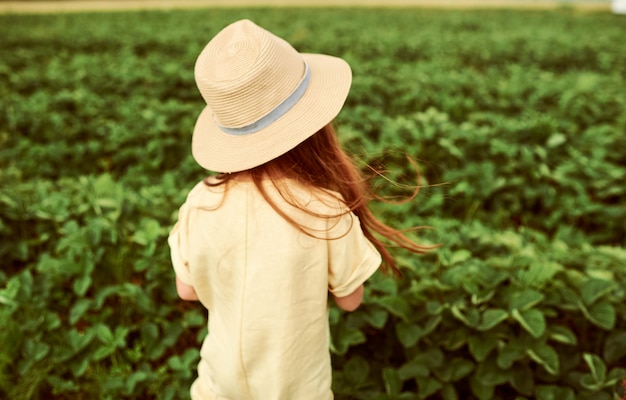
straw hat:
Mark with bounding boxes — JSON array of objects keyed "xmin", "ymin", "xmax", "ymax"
[{"xmin": 191, "ymin": 19, "xmax": 352, "ymax": 173}]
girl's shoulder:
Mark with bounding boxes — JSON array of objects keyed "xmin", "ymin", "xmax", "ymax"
[
  {"xmin": 270, "ymin": 178, "xmax": 348, "ymax": 216},
  {"xmin": 181, "ymin": 176, "xmax": 348, "ymax": 217},
  {"xmin": 183, "ymin": 177, "xmax": 230, "ymax": 208}
]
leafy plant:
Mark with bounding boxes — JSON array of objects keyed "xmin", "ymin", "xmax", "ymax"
[{"xmin": 1, "ymin": 6, "xmax": 625, "ymax": 399}]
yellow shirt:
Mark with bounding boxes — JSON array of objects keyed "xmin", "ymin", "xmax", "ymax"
[{"xmin": 168, "ymin": 178, "xmax": 381, "ymax": 400}]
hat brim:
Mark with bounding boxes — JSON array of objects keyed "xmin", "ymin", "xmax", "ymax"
[{"xmin": 191, "ymin": 53, "xmax": 352, "ymax": 173}]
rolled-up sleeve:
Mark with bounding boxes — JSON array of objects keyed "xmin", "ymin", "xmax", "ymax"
[
  {"xmin": 327, "ymin": 212, "xmax": 381, "ymax": 298},
  {"xmin": 168, "ymin": 203, "xmax": 193, "ymax": 286}
]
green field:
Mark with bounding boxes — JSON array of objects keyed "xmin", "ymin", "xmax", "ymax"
[{"xmin": 1, "ymin": 6, "xmax": 626, "ymax": 400}]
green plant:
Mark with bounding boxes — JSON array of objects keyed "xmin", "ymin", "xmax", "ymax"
[
  {"xmin": 1, "ymin": 7, "xmax": 625, "ymax": 399},
  {"xmin": 332, "ymin": 218, "xmax": 626, "ymax": 399}
]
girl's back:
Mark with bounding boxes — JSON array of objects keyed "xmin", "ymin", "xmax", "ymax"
[{"xmin": 170, "ymin": 177, "xmax": 380, "ymax": 399}]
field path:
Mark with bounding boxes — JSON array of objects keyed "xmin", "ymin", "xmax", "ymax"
[{"xmin": 0, "ymin": 0, "xmax": 611, "ymax": 14}]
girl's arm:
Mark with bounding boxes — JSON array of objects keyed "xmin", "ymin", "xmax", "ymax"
[
  {"xmin": 176, "ymin": 276, "xmax": 199, "ymax": 301},
  {"xmin": 333, "ymin": 284, "xmax": 364, "ymax": 312}
]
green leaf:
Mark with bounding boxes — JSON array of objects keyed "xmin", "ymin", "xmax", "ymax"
[
  {"xmin": 603, "ymin": 331, "xmax": 626, "ymax": 364},
  {"xmin": 509, "ymin": 289, "xmax": 545, "ymax": 311},
  {"xmin": 426, "ymin": 300, "xmax": 444, "ymax": 315},
  {"xmin": 476, "ymin": 358, "xmax": 510, "ymax": 386},
  {"xmin": 396, "ymin": 322, "xmax": 423, "ymax": 348},
  {"xmin": 162, "ymin": 323, "xmax": 184, "ymax": 347},
  {"xmin": 24, "ymin": 339, "xmax": 50, "ymax": 361},
  {"xmin": 141, "ymin": 323, "xmax": 159, "ymax": 347},
  {"xmin": 0, "ymin": 276, "xmax": 20, "ymax": 309},
  {"xmin": 497, "ymin": 339, "xmax": 526, "ymax": 369},
  {"xmin": 527, "ymin": 343, "xmax": 559, "ymax": 375},
  {"xmin": 476, "ymin": 308, "xmax": 508, "ymax": 331},
  {"xmin": 132, "ymin": 218, "xmax": 163, "ymax": 246},
  {"xmin": 184, "ymin": 309, "xmax": 205, "ymax": 327},
  {"xmin": 43, "ymin": 312, "xmax": 62, "ymax": 331},
  {"xmin": 92, "ymin": 344, "xmax": 116, "ymax": 361},
  {"xmin": 167, "ymin": 350, "xmax": 197, "ymax": 381},
  {"xmin": 382, "ymin": 367, "xmax": 402, "ymax": 396},
  {"xmin": 511, "ymin": 308, "xmax": 546, "ymax": 338},
  {"xmin": 66, "ymin": 329, "xmax": 94, "ymax": 355},
  {"xmin": 583, "ymin": 353, "xmax": 606, "ymax": 384},
  {"xmin": 441, "ymin": 383, "xmax": 458, "ymax": 400},
  {"xmin": 363, "ymin": 306, "xmax": 388, "ymax": 329},
  {"xmin": 368, "ymin": 273, "xmax": 398, "ymax": 295},
  {"xmin": 450, "ymin": 304, "xmax": 479, "ymax": 328},
  {"xmin": 331, "ymin": 325, "xmax": 366, "ymax": 356},
  {"xmin": 69, "ymin": 298, "xmax": 92, "ymax": 325},
  {"xmin": 124, "ymin": 371, "xmax": 150, "ymax": 395},
  {"xmin": 416, "ymin": 376, "xmax": 442, "ymax": 398},
  {"xmin": 441, "ymin": 329, "xmax": 469, "ymax": 351},
  {"xmin": 564, "ymin": 268, "xmax": 587, "ymax": 287},
  {"xmin": 468, "ymin": 335, "xmax": 498, "ymax": 362},
  {"xmin": 450, "ymin": 249, "xmax": 472, "ymax": 265},
  {"xmin": 181, "ymin": 348, "xmax": 199, "ymax": 365},
  {"xmin": 70, "ymin": 356, "xmax": 90, "ymax": 377},
  {"xmin": 436, "ymin": 358, "xmax": 474, "ymax": 382},
  {"xmin": 72, "ymin": 274, "xmax": 92, "ymax": 297},
  {"xmin": 470, "ymin": 374, "xmax": 494, "ymax": 400},
  {"xmin": 113, "ymin": 326, "xmax": 129, "ymax": 348},
  {"xmin": 557, "ymin": 286, "xmax": 581, "ymax": 309},
  {"xmin": 417, "ymin": 347, "xmax": 446, "ymax": 369},
  {"xmin": 423, "ymin": 316, "xmax": 442, "ymax": 336},
  {"xmin": 581, "ymin": 278, "xmax": 616, "ymax": 306},
  {"xmin": 93, "ymin": 286, "xmax": 118, "ymax": 309},
  {"xmin": 546, "ymin": 133, "xmax": 567, "ymax": 148},
  {"xmin": 167, "ymin": 355, "xmax": 184, "ymax": 370},
  {"xmin": 510, "ymin": 363, "xmax": 534, "ymax": 396},
  {"xmin": 514, "ymin": 261, "xmax": 562, "ymax": 289},
  {"xmin": 94, "ymin": 323, "xmax": 114, "ymax": 344},
  {"xmin": 589, "ymin": 302, "xmax": 617, "ymax": 330},
  {"xmin": 119, "ymin": 283, "xmax": 152, "ymax": 313},
  {"xmin": 471, "ymin": 289, "xmax": 496, "ymax": 305},
  {"xmin": 46, "ymin": 376, "xmax": 79, "ymax": 393},
  {"xmin": 328, "ymin": 306, "xmax": 341, "ymax": 325},
  {"xmin": 397, "ymin": 359, "xmax": 430, "ymax": 380},
  {"xmin": 344, "ymin": 356, "xmax": 370, "ymax": 387},
  {"xmin": 578, "ymin": 300, "xmax": 615, "ymax": 330},
  {"xmin": 378, "ymin": 296, "xmax": 412, "ymax": 321},
  {"xmin": 606, "ymin": 367, "xmax": 626, "ymax": 387},
  {"xmin": 548, "ymin": 325, "xmax": 577, "ymax": 346},
  {"xmin": 535, "ymin": 385, "xmax": 575, "ymax": 400},
  {"xmin": 580, "ymin": 374, "xmax": 602, "ymax": 391}
]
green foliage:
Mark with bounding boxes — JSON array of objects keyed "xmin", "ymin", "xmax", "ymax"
[
  {"xmin": 1, "ymin": 6, "xmax": 625, "ymax": 400},
  {"xmin": 0, "ymin": 172, "xmax": 201, "ymax": 399},
  {"xmin": 331, "ymin": 219, "xmax": 626, "ymax": 399}
]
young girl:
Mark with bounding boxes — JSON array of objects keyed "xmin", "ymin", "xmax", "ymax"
[{"xmin": 169, "ymin": 19, "xmax": 430, "ymax": 400}]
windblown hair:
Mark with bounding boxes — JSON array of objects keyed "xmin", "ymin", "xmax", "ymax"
[{"xmin": 205, "ymin": 124, "xmax": 433, "ymax": 276}]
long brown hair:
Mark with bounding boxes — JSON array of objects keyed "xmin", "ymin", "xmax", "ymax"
[{"xmin": 206, "ymin": 124, "xmax": 434, "ymax": 276}]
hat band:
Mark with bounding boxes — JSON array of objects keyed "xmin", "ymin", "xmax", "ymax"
[{"xmin": 216, "ymin": 62, "xmax": 311, "ymax": 136}]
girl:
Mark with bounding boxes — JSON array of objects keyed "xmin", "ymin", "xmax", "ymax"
[{"xmin": 169, "ymin": 19, "xmax": 431, "ymax": 400}]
